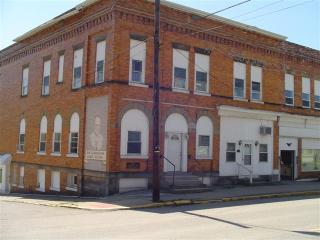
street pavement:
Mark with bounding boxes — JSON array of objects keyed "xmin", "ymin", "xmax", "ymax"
[
  {"xmin": 1, "ymin": 180, "xmax": 319, "ymax": 210},
  {"xmin": 1, "ymin": 196, "xmax": 319, "ymax": 239}
]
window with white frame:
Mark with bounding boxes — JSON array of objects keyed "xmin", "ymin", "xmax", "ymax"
[
  {"xmin": 314, "ymin": 80, "xmax": 320, "ymax": 109},
  {"xmin": 53, "ymin": 114, "xmax": 62, "ymax": 153},
  {"xmin": 67, "ymin": 173, "xmax": 78, "ymax": 190},
  {"xmin": 302, "ymin": 77, "xmax": 310, "ymax": 108},
  {"xmin": 95, "ymin": 40, "xmax": 106, "ymax": 84},
  {"xmin": 196, "ymin": 116, "xmax": 213, "ymax": 159},
  {"xmin": 58, "ymin": 54, "xmax": 64, "ymax": 83},
  {"xmin": 19, "ymin": 166, "xmax": 24, "ymax": 187},
  {"xmin": 73, "ymin": 48, "xmax": 83, "ymax": 89},
  {"xmin": 173, "ymin": 48, "xmax": 189, "ymax": 90},
  {"xmin": 42, "ymin": 60, "xmax": 51, "ymax": 95},
  {"xmin": 251, "ymin": 65, "xmax": 262, "ymax": 101},
  {"xmin": 195, "ymin": 53, "xmax": 209, "ymax": 93},
  {"xmin": 259, "ymin": 144, "xmax": 268, "ymax": 162},
  {"xmin": 50, "ymin": 171, "xmax": 60, "ymax": 191},
  {"xmin": 18, "ymin": 119, "xmax": 26, "ymax": 152},
  {"xmin": 69, "ymin": 113, "xmax": 79, "ymax": 155},
  {"xmin": 233, "ymin": 62, "xmax": 246, "ymax": 99},
  {"xmin": 120, "ymin": 109, "xmax": 149, "ymax": 157},
  {"xmin": 226, "ymin": 143, "xmax": 236, "ymax": 162},
  {"xmin": 285, "ymin": 73, "xmax": 294, "ymax": 105},
  {"xmin": 39, "ymin": 116, "xmax": 47, "ymax": 153},
  {"xmin": 21, "ymin": 67, "xmax": 29, "ymax": 96},
  {"xmin": 243, "ymin": 143, "xmax": 252, "ymax": 165},
  {"xmin": 127, "ymin": 131, "xmax": 141, "ymax": 154},
  {"xmin": 129, "ymin": 39, "xmax": 146, "ymax": 84}
]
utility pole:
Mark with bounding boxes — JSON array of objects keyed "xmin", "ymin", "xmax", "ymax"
[{"xmin": 152, "ymin": 0, "xmax": 161, "ymax": 202}]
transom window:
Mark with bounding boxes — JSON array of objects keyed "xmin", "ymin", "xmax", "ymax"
[
  {"xmin": 127, "ymin": 131, "xmax": 141, "ymax": 154},
  {"xmin": 226, "ymin": 143, "xmax": 236, "ymax": 162},
  {"xmin": 259, "ymin": 144, "xmax": 268, "ymax": 162}
]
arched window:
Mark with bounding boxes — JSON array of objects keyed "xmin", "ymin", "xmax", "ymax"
[
  {"xmin": 18, "ymin": 119, "xmax": 26, "ymax": 152},
  {"xmin": 39, "ymin": 116, "xmax": 47, "ymax": 153},
  {"xmin": 69, "ymin": 113, "xmax": 79, "ymax": 155},
  {"xmin": 196, "ymin": 116, "xmax": 213, "ymax": 159},
  {"xmin": 52, "ymin": 114, "xmax": 62, "ymax": 153},
  {"xmin": 120, "ymin": 109, "xmax": 149, "ymax": 157}
]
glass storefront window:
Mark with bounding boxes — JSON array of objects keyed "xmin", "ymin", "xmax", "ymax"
[{"xmin": 301, "ymin": 149, "xmax": 320, "ymax": 171}]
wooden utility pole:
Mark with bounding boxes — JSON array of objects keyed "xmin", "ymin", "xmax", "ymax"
[{"xmin": 152, "ymin": 0, "xmax": 161, "ymax": 202}]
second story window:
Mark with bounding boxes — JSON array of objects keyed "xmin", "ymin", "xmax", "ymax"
[
  {"xmin": 21, "ymin": 67, "xmax": 29, "ymax": 96},
  {"xmin": 285, "ymin": 73, "xmax": 294, "ymax": 106},
  {"xmin": 39, "ymin": 116, "xmax": 47, "ymax": 153},
  {"xmin": 58, "ymin": 54, "xmax": 64, "ymax": 83},
  {"xmin": 302, "ymin": 77, "xmax": 310, "ymax": 108},
  {"xmin": 69, "ymin": 113, "xmax": 80, "ymax": 155},
  {"xmin": 129, "ymin": 39, "xmax": 146, "ymax": 84},
  {"xmin": 73, "ymin": 48, "xmax": 83, "ymax": 89},
  {"xmin": 95, "ymin": 40, "xmax": 106, "ymax": 84},
  {"xmin": 233, "ymin": 62, "xmax": 246, "ymax": 99},
  {"xmin": 195, "ymin": 53, "xmax": 209, "ymax": 93},
  {"xmin": 251, "ymin": 65, "xmax": 262, "ymax": 101},
  {"xmin": 42, "ymin": 60, "xmax": 51, "ymax": 96},
  {"xmin": 173, "ymin": 48, "xmax": 189, "ymax": 90},
  {"xmin": 18, "ymin": 119, "xmax": 26, "ymax": 152},
  {"xmin": 314, "ymin": 80, "xmax": 320, "ymax": 109}
]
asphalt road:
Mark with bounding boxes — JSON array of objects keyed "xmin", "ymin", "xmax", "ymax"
[{"xmin": 1, "ymin": 196, "xmax": 319, "ymax": 240}]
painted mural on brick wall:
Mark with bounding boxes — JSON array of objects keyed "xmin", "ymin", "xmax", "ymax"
[{"xmin": 85, "ymin": 96, "xmax": 108, "ymax": 171}]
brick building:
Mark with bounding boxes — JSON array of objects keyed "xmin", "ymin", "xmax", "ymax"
[{"xmin": 0, "ymin": 0, "xmax": 319, "ymax": 196}]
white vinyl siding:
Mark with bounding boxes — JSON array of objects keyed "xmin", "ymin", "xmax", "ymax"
[
  {"xmin": 73, "ymin": 48, "xmax": 83, "ymax": 89},
  {"xmin": 233, "ymin": 62, "xmax": 246, "ymax": 99},
  {"xmin": 194, "ymin": 53, "xmax": 209, "ymax": 93},
  {"xmin": 173, "ymin": 48, "xmax": 189, "ymax": 91},
  {"xmin": 58, "ymin": 54, "xmax": 64, "ymax": 83},
  {"xmin": 251, "ymin": 65, "xmax": 262, "ymax": 101},
  {"xmin": 129, "ymin": 39, "xmax": 146, "ymax": 84},
  {"xmin": 21, "ymin": 67, "xmax": 29, "ymax": 96},
  {"xmin": 302, "ymin": 77, "xmax": 310, "ymax": 108},
  {"xmin": 95, "ymin": 40, "xmax": 106, "ymax": 84},
  {"xmin": 314, "ymin": 80, "xmax": 320, "ymax": 109},
  {"xmin": 285, "ymin": 74, "xmax": 294, "ymax": 106},
  {"xmin": 42, "ymin": 60, "xmax": 51, "ymax": 95}
]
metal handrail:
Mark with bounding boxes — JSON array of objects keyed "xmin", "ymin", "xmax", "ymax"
[
  {"xmin": 236, "ymin": 162, "xmax": 253, "ymax": 184},
  {"xmin": 194, "ymin": 158, "xmax": 204, "ymax": 184},
  {"xmin": 161, "ymin": 155, "xmax": 176, "ymax": 186}
]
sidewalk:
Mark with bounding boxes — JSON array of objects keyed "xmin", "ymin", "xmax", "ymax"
[{"xmin": 1, "ymin": 181, "xmax": 319, "ymax": 211}]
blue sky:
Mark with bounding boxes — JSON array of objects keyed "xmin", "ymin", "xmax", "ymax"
[{"xmin": 0, "ymin": 0, "xmax": 319, "ymax": 51}]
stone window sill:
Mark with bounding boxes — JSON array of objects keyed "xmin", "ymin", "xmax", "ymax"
[
  {"xmin": 66, "ymin": 153, "xmax": 79, "ymax": 158},
  {"xmin": 172, "ymin": 88, "xmax": 190, "ymax": 94},
  {"xmin": 233, "ymin": 97, "xmax": 248, "ymax": 102},
  {"xmin": 50, "ymin": 153, "xmax": 62, "ymax": 157},
  {"xmin": 37, "ymin": 152, "xmax": 46, "ymax": 155},
  {"xmin": 16, "ymin": 151, "xmax": 24, "ymax": 154},
  {"xmin": 129, "ymin": 82, "xmax": 149, "ymax": 88},
  {"xmin": 194, "ymin": 91, "xmax": 210, "ymax": 96},
  {"xmin": 120, "ymin": 155, "xmax": 148, "ymax": 159},
  {"xmin": 251, "ymin": 100, "xmax": 264, "ymax": 104},
  {"xmin": 36, "ymin": 188, "xmax": 45, "ymax": 192}
]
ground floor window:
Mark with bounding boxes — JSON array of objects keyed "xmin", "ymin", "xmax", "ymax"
[
  {"xmin": 198, "ymin": 135, "xmax": 210, "ymax": 157},
  {"xmin": 259, "ymin": 144, "xmax": 268, "ymax": 162},
  {"xmin": 226, "ymin": 143, "xmax": 236, "ymax": 162},
  {"xmin": 19, "ymin": 166, "xmax": 24, "ymax": 187},
  {"xmin": 301, "ymin": 149, "xmax": 320, "ymax": 171},
  {"xmin": 50, "ymin": 171, "xmax": 60, "ymax": 191},
  {"xmin": 69, "ymin": 132, "xmax": 79, "ymax": 154},
  {"xmin": 127, "ymin": 131, "xmax": 141, "ymax": 154},
  {"xmin": 67, "ymin": 173, "xmax": 78, "ymax": 191}
]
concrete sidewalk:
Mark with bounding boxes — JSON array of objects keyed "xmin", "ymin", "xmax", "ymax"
[{"xmin": 1, "ymin": 180, "xmax": 319, "ymax": 211}]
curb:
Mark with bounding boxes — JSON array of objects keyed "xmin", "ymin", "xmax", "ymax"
[{"xmin": 1, "ymin": 190, "xmax": 319, "ymax": 211}]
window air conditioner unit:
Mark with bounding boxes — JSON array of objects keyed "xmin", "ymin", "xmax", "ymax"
[{"xmin": 260, "ymin": 126, "xmax": 272, "ymax": 135}]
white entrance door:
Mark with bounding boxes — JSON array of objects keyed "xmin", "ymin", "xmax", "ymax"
[
  {"xmin": 0, "ymin": 167, "xmax": 4, "ymax": 193},
  {"xmin": 165, "ymin": 132, "xmax": 183, "ymax": 172},
  {"xmin": 37, "ymin": 169, "xmax": 45, "ymax": 192},
  {"xmin": 238, "ymin": 142, "xmax": 253, "ymax": 177}
]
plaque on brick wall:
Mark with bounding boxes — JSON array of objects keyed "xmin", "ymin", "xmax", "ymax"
[
  {"xmin": 85, "ymin": 96, "xmax": 108, "ymax": 171},
  {"xmin": 127, "ymin": 162, "xmax": 140, "ymax": 169}
]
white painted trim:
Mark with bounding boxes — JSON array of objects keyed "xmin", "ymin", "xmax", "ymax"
[
  {"xmin": 50, "ymin": 153, "xmax": 61, "ymax": 156},
  {"xmin": 120, "ymin": 155, "xmax": 148, "ymax": 159},
  {"xmin": 37, "ymin": 152, "xmax": 46, "ymax": 155},
  {"xmin": 16, "ymin": 151, "xmax": 24, "ymax": 154},
  {"xmin": 66, "ymin": 153, "xmax": 79, "ymax": 158},
  {"xmin": 251, "ymin": 100, "xmax": 264, "ymax": 104},
  {"xmin": 128, "ymin": 82, "xmax": 149, "ymax": 88},
  {"xmin": 194, "ymin": 91, "xmax": 211, "ymax": 96}
]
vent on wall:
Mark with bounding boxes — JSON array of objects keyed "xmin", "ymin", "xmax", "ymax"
[{"xmin": 260, "ymin": 126, "xmax": 272, "ymax": 135}]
